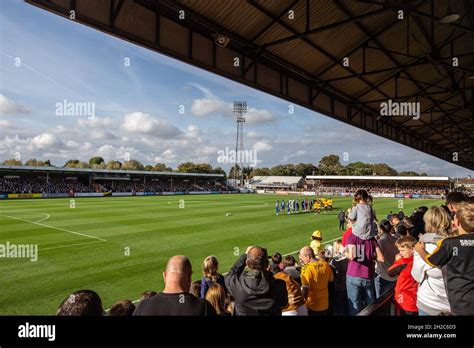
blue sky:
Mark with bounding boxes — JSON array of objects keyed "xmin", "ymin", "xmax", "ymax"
[{"xmin": 0, "ymin": 0, "xmax": 472, "ymax": 177}]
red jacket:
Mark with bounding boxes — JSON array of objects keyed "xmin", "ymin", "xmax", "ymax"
[
  {"xmin": 388, "ymin": 256, "xmax": 418, "ymax": 313},
  {"xmin": 342, "ymin": 227, "xmax": 352, "ymax": 246}
]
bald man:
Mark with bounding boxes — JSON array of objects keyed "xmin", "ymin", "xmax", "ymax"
[
  {"xmin": 133, "ymin": 255, "xmax": 216, "ymax": 316},
  {"xmin": 299, "ymin": 246, "xmax": 333, "ymax": 316},
  {"xmin": 225, "ymin": 246, "xmax": 288, "ymax": 315}
]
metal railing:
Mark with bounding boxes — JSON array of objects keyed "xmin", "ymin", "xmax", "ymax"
[{"xmin": 357, "ymin": 286, "xmax": 396, "ymax": 316}]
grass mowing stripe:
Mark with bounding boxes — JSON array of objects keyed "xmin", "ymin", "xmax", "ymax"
[{"xmin": 1, "ymin": 214, "xmax": 107, "ymax": 242}]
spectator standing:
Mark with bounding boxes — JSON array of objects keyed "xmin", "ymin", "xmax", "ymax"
[
  {"xmin": 415, "ymin": 203, "xmax": 474, "ymax": 315},
  {"xmin": 225, "ymin": 246, "xmax": 287, "ymax": 315},
  {"xmin": 298, "ymin": 246, "xmax": 333, "ymax": 316},
  {"xmin": 338, "ymin": 210, "xmax": 346, "ymax": 231},
  {"xmin": 345, "ymin": 231, "xmax": 384, "ymax": 315},
  {"xmin": 57, "ymin": 290, "xmax": 103, "ymax": 316},
  {"xmin": 310, "ymin": 230, "xmax": 323, "ymax": 254},
  {"xmin": 282, "ymin": 255, "xmax": 301, "ymax": 284},
  {"xmin": 108, "ymin": 300, "xmax": 136, "ymax": 316},
  {"xmin": 205, "ymin": 284, "xmax": 229, "ymax": 316},
  {"xmin": 274, "ymin": 265, "xmax": 307, "ymax": 316},
  {"xmin": 329, "ymin": 240, "xmax": 349, "ymax": 315},
  {"xmin": 388, "ymin": 236, "xmax": 418, "ymax": 316},
  {"xmin": 133, "ymin": 255, "xmax": 216, "ymax": 315},
  {"xmin": 374, "ymin": 220, "xmax": 398, "ymax": 298},
  {"xmin": 200, "ymin": 256, "xmax": 226, "ymax": 299},
  {"xmin": 412, "ymin": 206, "xmax": 453, "ymax": 316}
]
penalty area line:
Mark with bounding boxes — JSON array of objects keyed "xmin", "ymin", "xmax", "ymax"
[
  {"xmin": 41, "ymin": 240, "xmax": 105, "ymax": 251},
  {"xmin": 1, "ymin": 215, "xmax": 107, "ymax": 242}
]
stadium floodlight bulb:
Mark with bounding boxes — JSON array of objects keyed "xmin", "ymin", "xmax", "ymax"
[{"xmin": 233, "ymin": 101, "xmax": 247, "ymax": 113}]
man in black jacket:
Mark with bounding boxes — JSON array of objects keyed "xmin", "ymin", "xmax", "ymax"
[
  {"xmin": 225, "ymin": 246, "xmax": 288, "ymax": 315},
  {"xmin": 133, "ymin": 255, "xmax": 216, "ymax": 316}
]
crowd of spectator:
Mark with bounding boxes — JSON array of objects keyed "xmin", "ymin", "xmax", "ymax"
[
  {"xmin": 55, "ymin": 191, "xmax": 472, "ymax": 317},
  {"xmin": 0, "ymin": 176, "xmax": 231, "ymax": 194},
  {"xmin": 316, "ymin": 183, "xmax": 447, "ymax": 195},
  {"xmin": 0, "ymin": 177, "xmax": 91, "ymax": 194}
]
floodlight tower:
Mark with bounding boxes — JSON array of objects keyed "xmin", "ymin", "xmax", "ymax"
[{"xmin": 233, "ymin": 101, "xmax": 247, "ymax": 187}]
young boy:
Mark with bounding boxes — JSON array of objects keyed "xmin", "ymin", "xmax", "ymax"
[
  {"xmin": 388, "ymin": 235, "xmax": 418, "ymax": 316},
  {"xmin": 415, "ymin": 202, "xmax": 474, "ymax": 315},
  {"xmin": 310, "ymin": 230, "xmax": 323, "ymax": 255}
]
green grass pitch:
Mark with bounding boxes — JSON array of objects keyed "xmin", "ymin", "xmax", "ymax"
[{"xmin": 0, "ymin": 194, "xmax": 442, "ymax": 315}]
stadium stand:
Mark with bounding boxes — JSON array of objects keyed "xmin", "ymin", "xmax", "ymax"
[{"xmin": 0, "ymin": 165, "xmax": 230, "ymax": 195}]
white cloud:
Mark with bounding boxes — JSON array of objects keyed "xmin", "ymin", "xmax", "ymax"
[
  {"xmin": 77, "ymin": 116, "xmax": 113, "ymax": 128},
  {"xmin": 246, "ymin": 108, "xmax": 275, "ymax": 124},
  {"xmin": 0, "ymin": 120, "xmax": 12, "ymax": 128},
  {"xmin": 122, "ymin": 112, "xmax": 182, "ymax": 138},
  {"xmin": 190, "ymin": 98, "xmax": 228, "ymax": 117},
  {"xmin": 154, "ymin": 149, "xmax": 178, "ymax": 163},
  {"xmin": 31, "ymin": 133, "xmax": 60, "ymax": 149},
  {"xmin": 0, "ymin": 95, "xmax": 30, "ymax": 115},
  {"xmin": 253, "ymin": 141, "xmax": 273, "ymax": 152},
  {"xmin": 188, "ymin": 85, "xmax": 276, "ymax": 124}
]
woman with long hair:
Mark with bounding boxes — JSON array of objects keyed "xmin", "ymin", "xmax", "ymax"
[{"xmin": 200, "ymin": 255, "xmax": 226, "ymax": 299}]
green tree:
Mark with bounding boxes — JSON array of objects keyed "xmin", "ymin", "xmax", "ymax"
[
  {"xmin": 294, "ymin": 163, "xmax": 318, "ymax": 177},
  {"xmin": 318, "ymin": 155, "xmax": 343, "ymax": 175},
  {"xmin": 122, "ymin": 160, "xmax": 144, "ymax": 170},
  {"xmin": 177, "ymin": 162, "xmax": 196, "ymax": 173},
  {"xmin": 88, "ymin": 156, "xmax": 105, "ymax": 166},
  {"xmin": 269, "ymin": 164, "xmax": 296, "ymax": 176},
  {"xmin": 398, "ymin": 171, "xmax": 420, "ymax": 176},
  {"xmin": 249, "ymin": 167, "xmax": 270, "ymax": 178},
  {"xmin": 212, "ymin": 166, "xmax": 226, "ymax": 178},
  {"xmin": 2, "ymin": 159, "xmax": 22, "ymax": 166},
  {"xmin": 371, "ymin": 163, "xmax": 397, "ymax": 176},
  {"xmin": 343, "ymin": 162, "xmax": 373, "ymax": 176},
  {"xmin": 106, "ymin": 160, "xmax": 122, "ymax": 170},
  {"xmin": 144, "ymin": 165, "xmax": 154, "ymax": 171},
  {"xmin": 64, "ymin": 159, "xmax": 80, "ymax": 168},
  {"xmin": 229, "ymin": 164, "xmax": 241, "ymax": 179},
  {"xmin": 24, "ymin": 159, "xmax": 51, "ymax": 167},
  {"xmin": 153, "ymin": 163, "xmax": 172, "ymax": 172},
  {"xmin": 76, "ymin": 161, "xmax": 91, "ymax": 169}
]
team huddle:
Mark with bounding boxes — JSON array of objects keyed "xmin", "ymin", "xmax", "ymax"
[{"xmin": 275, "ymin": 198, "xmax": 333, "ymax": 215}]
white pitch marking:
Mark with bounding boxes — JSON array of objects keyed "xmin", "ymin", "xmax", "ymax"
[
  {"xmin": 41, "ymin": 240, "xmax": 104, "ymax": 251},
  {"xmin": 1, "ymin": 215, "xmax": 107, "ymax": 242},
  {"xmin": 34, "ymin": 213, "xmax": 50, "ymax": 223}
]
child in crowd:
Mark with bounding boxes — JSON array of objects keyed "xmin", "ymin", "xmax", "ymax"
[
  {"xmin": 200, "ymin": 256, "xmax": 226, "ymax": 299},
  {"xmin": 329, "ymin": 240, "xmax": 349, "ymax": 315},
  {"xmin": 269, "ymin": 252, "xmax": 283, "ymax": 274},
  {"xmin": 388, "ymin": 236, "xmax": 418, "ymax": 316},
  {"xmin": 310, "ymin": 230, "xmax": 323, "ymax": 255},
  {"xmin": 348, "ymin": 189, "xmax": 377, "ymax": 240},
  {"xmin": 415, "ymin": 203, "xmax": 474, "ymax": 316}
]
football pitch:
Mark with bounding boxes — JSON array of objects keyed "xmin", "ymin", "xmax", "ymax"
[{"xmin": 0, "ymin": 194, "xmax": 442, "ymax": 315}]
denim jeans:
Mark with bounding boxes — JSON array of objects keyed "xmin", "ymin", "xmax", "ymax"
[
  {"xmin": 346, "ymin": 275, "xmax": 375, "ymax": 316},
  {"xmin": 418, "ymin": 309, "xmax": 430, "ymax": 316},
  {"xmin": 374, "ymin": 274, "xmax": 396, "ymax": 299}
]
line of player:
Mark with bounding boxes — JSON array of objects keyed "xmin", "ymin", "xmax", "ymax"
[{"xmin": 275, "ymin": 197, "xmax": 333, "ymax": 216}]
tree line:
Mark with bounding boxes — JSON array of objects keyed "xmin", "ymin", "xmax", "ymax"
[{"xmin": 1, "ymin": 154, "xmax": 428, "ymax": 178}]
